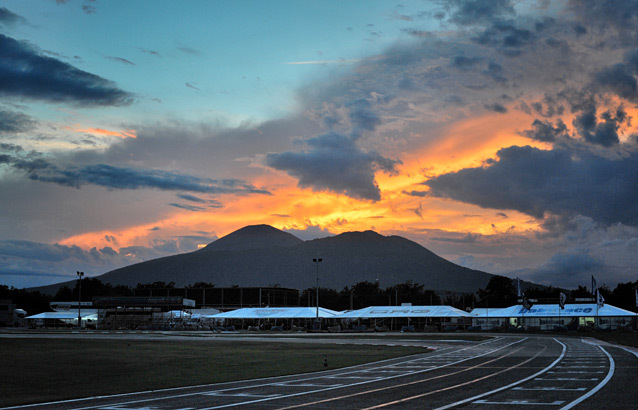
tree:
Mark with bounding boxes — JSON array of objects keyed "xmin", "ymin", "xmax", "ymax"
[
  {"xmin": 477, "ymin": 275, "xmax": 517, "ymax": 308},
  {"xmin": 609, "ymin": 281, "xmax": 638, "ymax": 311}
]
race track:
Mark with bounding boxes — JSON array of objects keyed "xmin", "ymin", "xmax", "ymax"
[{"xmin": 4, "ymin": 335, "xmax": 637, "ymax": 410}]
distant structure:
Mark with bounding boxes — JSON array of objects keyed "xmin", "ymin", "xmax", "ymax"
[
  {"xmin": 470, "ymin": 303, "xmax": 636, "ymax": 331},
  {"xmin": 132, "ymin": 286, "xmax": 299, "ymax": 309},
  {"xmin": 0, "ymin": 299, "xmax": 26, "ymax": 327}
]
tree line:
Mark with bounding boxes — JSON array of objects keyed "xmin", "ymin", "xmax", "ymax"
[{"xmin": 1, "ymin": 276, "xmax": 636, "ymax": 316}]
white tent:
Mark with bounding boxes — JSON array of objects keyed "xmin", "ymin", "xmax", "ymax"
[
  {"xmin": 470, "ymin": 303, "xmax": 636, "ymax": 318},
  {"xmin": 213, "ymin": 307, "xmax": 340, "ymax": 319},
  {"xmin": 25, "ymin": 311, "xmax": 98, "ymax": 320},
  {"xmin": 334, "ymin": 305, "xmax": 472, "ymax": 319},
  {"xmin": 25, "ymin": 311, "xmax": 99, "ymax": 328},
  {"xmin": 469, "ymin": 303, "xmax": 636, "ymax": 331}
]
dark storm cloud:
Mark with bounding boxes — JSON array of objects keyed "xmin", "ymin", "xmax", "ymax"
[
  {"xmin": 0, "ymin": 33, "xmax": 133, "ymax": 106},
  {"xmin": 592, "ymin": 50, "xmax": 638, "ymax": 102},
  {"xmin": 483, "ymin": 61, "xmax": 507, "ymax": 83},
  {"xmin": 484, "ymin": 102, "xmax": 507, "ymax": 113},
  {"xmin": 266, "ymin": 132, "xmax": 401, "ymax": 201},
  {"xmin": 0, "ymin": 7, "xmax": 26, "ymax": 26},
  {"xmin": 522, "ymin": 119, "xmax": 569, "ymax": 142},
  {"xmin": 526, "ymin": 250, "xmax": 603, "ymax": 287},
  {"xmin": 473, "ymin": 21, "xmax": 535, "ymax": 56},
  {"xmin": 347, "ymin": 99, "xmax": 382, "ymax": 137},
  {"xmin": 175, "ymin": 194, "xmax": 223, "ymax": 208},
  {"xmin": 569, "ymin": 0, "xmax": 638, "ymax": 45},
  {"xmin": 0, "ymin": 240, "xmax": 85, "ymax": 262},
  {"xmin": 177, "ymin": 193, "xmax": 207, "ymax": 203},
  {"xmin": 572, "ymin": 104, "xmax": 626, "ymax": 146},
  {"xmin": 402, "ymin": 190, "xmax": 428, "ymax": 197},
  {"xmin": 426, "ymin": 145, "xmax": 638, "ymax": 226},
  {"xmin": 1, "ymin": 152, "xmax": 270, "ymax": 195},
  {"xmin": 447, "ymin": 0, "xmax": 515, "ymax": 26},
  {"xmin": 168, "ymin": 203, "xmax": 208, "ymax": 212},
  {"xmin": 0, "ymin": 110, "xmax": 37, "ymax": 133}
]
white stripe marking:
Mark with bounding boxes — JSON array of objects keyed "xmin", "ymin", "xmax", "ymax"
[
  {"xmin": 560, "ymin": 346, "xmax": 615, "ymax": 410},
  {"xmin": 513, "ymin": 387, "xmax": 587, "ymax": 391},
  {"xmin": 535, "ymin": 377, "xmax": 599, "ymax": 381},
  {"xmin": 473, "ymin": 399, "xmax": 564, "ymax": 406},
  {"xmin": 434, "ymin": 338, "xmax": 566, "ymax": 410}
]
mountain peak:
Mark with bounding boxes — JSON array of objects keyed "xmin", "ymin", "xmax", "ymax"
[{"xmin": 201, "ymin": 224, "xmax": 303, "ymax": 252}]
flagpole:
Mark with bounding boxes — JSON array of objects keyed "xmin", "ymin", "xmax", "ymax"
[{"xmin": 596, "ymin": 289, "xmax": 599, "ymax": 329}]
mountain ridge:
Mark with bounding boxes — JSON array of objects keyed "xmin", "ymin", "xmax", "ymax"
[{"xmin": 32, "ymin": 225, "xmax": 496, "ymax": 295}]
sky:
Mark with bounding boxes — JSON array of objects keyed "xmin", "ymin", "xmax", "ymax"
[{"xmin": 0, "ymin": 0, "xmax": 636, "ymax": 291}]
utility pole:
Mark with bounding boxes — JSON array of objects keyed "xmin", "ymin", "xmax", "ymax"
[
  {"xmin": 76, "ymin": 271, "xmax": 84, "ymax": 328},
  {"xmin": 313, "ymin": 258, "xmax": 322, "ymax": 326}
]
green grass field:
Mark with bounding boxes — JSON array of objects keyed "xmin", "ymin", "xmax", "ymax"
[{"xmin": 1, "ymin": 338, "xmax": 428, "ymax": 407}]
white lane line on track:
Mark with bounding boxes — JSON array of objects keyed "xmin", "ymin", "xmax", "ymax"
[
  {"xmin": 473, "ymin": 399, "xmax": 564, "ymax": 406},
  {"xmin": 21, "ymin": 337, "xmax": 505, "ymax": 410},
  {"xmin": 433, "ymin": 338, "xmax": 567, "ymax": 410},
  {"xmin": 0, "ymin": 340, "xmax": 459, "ymax": 410},
  {"xmin": 513, "ymin": 387, "xmax": 587, "ymax": 392},
  {"xmin": 1, "ymin": 338, "xmax": 508, "ymax": 410},
  {"xmin": 195, "ymin": 338, "xmax": 528, "ymax": 410},
  {"xmin": 559, "ymin": 345, "xmax": 615, "ymax": 410},
  {"xmin": 534, "ymin": 377, "xmax": 599, "ymax": 381}
]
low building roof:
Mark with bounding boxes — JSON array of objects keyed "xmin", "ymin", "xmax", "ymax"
[
  {"xmin": 335, "ymin": 305, "xmax": 472, "ymax": 319},
  {"xmin": 25, "ymin": 312, "xmax": 97, "ymax": 320},
  {"xmin": 469, "ymin": 303, "xmax": 636, "ymax": 318},
  {"xmin": 213, "ymin": 307, "xmax": 340, "ymax": 319}
]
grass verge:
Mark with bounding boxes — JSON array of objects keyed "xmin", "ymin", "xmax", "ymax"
[{"xmin": 1, "ymin": 338, "xmax": 427, "ymax": 407}]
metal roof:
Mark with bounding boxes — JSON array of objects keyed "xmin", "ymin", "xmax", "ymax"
[
  {"xmin": 469, "ymin": 303, "xmax": 636, "ymax": 318},
  {"xmin": 25, "ymin": 312, "xmax": 97, "ymax": 320},
  {"xmin": 213, "ymin": 307, "xmax": 340, "ymax": 319},
  {"xmin": 334, "ymin": 305, "xmax": 472, "ymax": 319}
]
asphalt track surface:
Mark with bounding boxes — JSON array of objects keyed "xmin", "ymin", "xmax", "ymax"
[{"xmin": 4, "ymin": 334, "xmax": 637, "ymax": 410}]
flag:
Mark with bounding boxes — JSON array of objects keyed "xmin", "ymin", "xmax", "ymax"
[
  {"xmin": 591, "ymin": 275, "xmax": 597, "ymax": 294},
  {"xmin": 522, "ymin": 297, "xmax": 533, "ymax": 311},
  {"xmin": 517, "ymin": 277, "xmax": 522, "ymax": 298},
  {"xmin": 596, "ymin": 289, "xmax": 605, "ymax": 307},
  {"xmin": 559, "ymin": 292, "xmax": 566, "ymax": 309}
]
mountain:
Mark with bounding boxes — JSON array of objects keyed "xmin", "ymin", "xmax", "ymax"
[
  {"xmin": 201, "ymin": 224, "xmax": 303, "ymax": 252},
  {"xmin": 35, "ymin": 225, "xmax": 496, "ymax": 294}
]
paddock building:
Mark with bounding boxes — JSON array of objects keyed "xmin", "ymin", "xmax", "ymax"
[
  {"xmin": 470, "ymin": 303, "xmax": 637, "ymax": 331},
  {"xmin": 213, "ymin": 307, "xmax": 340, "ymax": 331},
  {"xmin": 334, "ymin": 305, "xmax": 472, "ymax": 331},
  {"xmin": 93, "ymin": 296, "xmax": 196, "ymax": 329},
  {"xmin": 133, "ymin": 286, "xmax": 299, "ymax": 309}
]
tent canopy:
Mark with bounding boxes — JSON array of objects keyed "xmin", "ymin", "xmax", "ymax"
[
  {"xmin": 25, "ymin": 312, "xmax": 97, "ymax": 320},
  {"xmin": 470, "ymin": 303, "xmax": 636, "ymax": 318},
  {"xmin": 213, "ymin": 307, "xmax": 340, "ymax": 319},
  {"xmin": 335, "ymin": 305, "xmax": 472, "ymax": 319}
]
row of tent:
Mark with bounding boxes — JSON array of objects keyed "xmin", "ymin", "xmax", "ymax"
[
  {"xmin": 25, "ymin": 303, "xmax": 637, "ymax": 325},
  {"xmin": 207, "ymin": 303, "xmax": 637, "ymax": 320}
]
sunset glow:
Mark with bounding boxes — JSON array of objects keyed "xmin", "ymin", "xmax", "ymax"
[{"xmin": 1, "ymin": 0, "xmax": 636, "ymax": 290}]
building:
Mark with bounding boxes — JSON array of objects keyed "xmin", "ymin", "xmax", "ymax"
[
  {"xmin": 93, "ymin": 296, "xmax": 196, "ymax": 329},
  {"xmin": 335, "ymin": 305, "xmax": 472, "ymax": 331},
  {"xmin": 25, "ymin": 301, "xmax": 98, "ymax": 328},
  {"xmin": 470, "ymin": 303, "xmax": 637, "ymax": 331},
  {"xmin": 133, "ymin": 286, "xmax": 299, "ymax": 309},
  {"xmin": 0, "ymin": 299, "xmax": 26, "ymax": 327}
]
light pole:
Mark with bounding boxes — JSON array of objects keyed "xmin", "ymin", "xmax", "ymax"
[
  {"xmin": 313, "ymin": 258, "xmax": 322, "ymax": 323},
  {"xmin": 76, "ymin": 271, "xmax": 84, "ymax": 328}
]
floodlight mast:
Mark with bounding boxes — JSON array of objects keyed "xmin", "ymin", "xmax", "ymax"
[
  {"xmin": 313, "ymin": 258, "xmax": 322, "ymax": 323},
  {"xmin": 76, "ymin": 271, "xmax": 84, "ymax": 328}
]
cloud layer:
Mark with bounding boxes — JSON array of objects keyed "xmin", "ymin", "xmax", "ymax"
[{"xmin": 0, "ymin": 33, "xmax": 133, "ymax": 106}]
